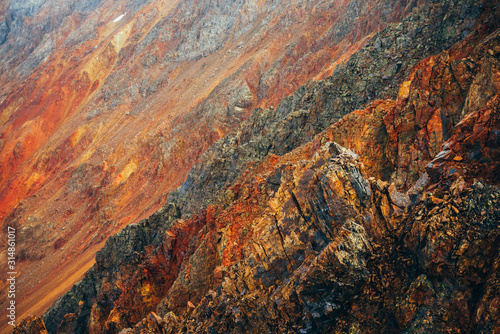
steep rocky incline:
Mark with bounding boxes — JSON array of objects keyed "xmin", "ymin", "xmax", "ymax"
[
  {"xmin": 42, "ymin": 203, "xmax": 182, "ymax": 333},
  {"xmin": 19, "ymin": 2, "xmax": 500, "ymax": 333},
  {"xmin": 1, "ymin": 0, "xmax": 434, "ymax": 329},
  {"xmin": 168, "ymin": 0, "xmax": 486, "ymax": 215},
  {"xmin": 40, "ymin": 115, "xmax": 500, "ymax": 332}
]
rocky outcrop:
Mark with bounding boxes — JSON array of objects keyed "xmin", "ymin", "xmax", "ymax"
[
  {"xmin": 426, "ymin": 95, "xmax": 500, "ymax": 186},
  {"xmin": 30, "ymin": 4, "xmax": 500, "ymax": 331},
  {"xmin": 383, "ymin": 19, "xmax": 500, "ymax": 189},
  {"xmin": 2, "ymin": 0, "xmax": 442, "ymax": 328},
  {"xmin": 4, "ymin": 0, "xmax": 500, "ymax": 333},
  {"xmin": 168, "ymin": 0, "xmax": 486, "ymax": 215},
  {"xmin": 42, "ymin": 204, "xmax": 181, "ymax": 333},
  {"xmin": 11, "ymin": 315, "xmax": 48, "ymax": 334},
  {"xmin": 295, "ymin": 4, "xmax": 500, "ymax": 190},
  {"xmin": 39, "ymin": 132, "xmax": 500, "ymax": 333}
]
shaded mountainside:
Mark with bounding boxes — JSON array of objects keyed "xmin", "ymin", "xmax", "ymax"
[
  {"xmin": 1, "ymin": 0, "xmax": 436, "ymax": 328},
  {"xmin": 9, "ymin": 0, "xmax": 499, "ymax": 333},
  {"xmin": 168, "ymin": 0, "xmax": 486, "ymax": 215}
]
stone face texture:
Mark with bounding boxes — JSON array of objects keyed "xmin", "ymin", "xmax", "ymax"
[
  {"xmin": 168, "ymin": 0, "xmax": 486, "ymax": 215},
  {"xmin": 35, "ymin": 7, "xmax": 500, "ymax": 332},
  {"xmin": 11, "ymin": 315, "xmax": 48, "ymax": 334},
  {"xmin": 5, "ymin": 0, "xmax": 500, "ymax": 334},
  {"xmin": 1, "ymin": 0, "xmax": 435, "ymax": 327}
]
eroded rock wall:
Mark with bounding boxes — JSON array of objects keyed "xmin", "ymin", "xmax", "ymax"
[{"xmin": 22, "ymin": 1, "xmax": 500, "ymax": 333}]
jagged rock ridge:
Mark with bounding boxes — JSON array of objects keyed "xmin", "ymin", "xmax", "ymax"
[
  {"xmin": 12, "ymin": 0, "xmax": 498, "ymax": 333},
  {"xmin": 168, "ymin": 0, "xmax": 485, "ymax": 215},
  {"xmin": 1, "ymin": 0, "xmax": 435, "ymax": 327}
]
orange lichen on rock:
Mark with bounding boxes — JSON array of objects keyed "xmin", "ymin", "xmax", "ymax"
[{"xmin": 3, "ymin": 0, "xmax": 499, "ymax": 333}]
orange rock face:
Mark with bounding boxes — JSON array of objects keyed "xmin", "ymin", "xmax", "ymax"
[
  {"xmin": 315, "ymin": 16, "xmax": 500, "ymax": 190},
  {"xmin": 2, "ymin": 0, "xmax": 499, "ymax": 333},
  {"xmin": 0, "ymin": 0, "xmax": 427, "ymax": 330},
  {"xmin": 11, "ymin": 315, "xmax": 48, "ymax": 334},
  {"xmin": 34, "ymin": 5, "xmax": 498, "ymax": 332},
  {"xmin": 426, "ymin": 94, "xmax": 500, "ymax": 185}
]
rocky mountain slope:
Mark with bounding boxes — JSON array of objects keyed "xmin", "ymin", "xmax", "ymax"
[
  {"xmin": 3, "ymin": 0, "xmax": 500, "ymax": 333},
  {"xmin": 0, "ymin": 0, "xmax": 432, "ymax": 329}
]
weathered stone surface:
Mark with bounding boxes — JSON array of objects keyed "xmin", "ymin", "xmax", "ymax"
[
  {"xmin": 383, "ymin": 21, "xmax": 500, "ymax": 189},
  {"xmin": 38, "ymin": 80, "xmax": 500, "ymax": 332},
  {"xmin": 42, "ymin": 204, "xmax": 181, "ymax": 333},
  {"xmin": 308, "ymin": 7, "xmax": 500, "ymax": 191},
  {"xmin": 78, "ymin": 131, "xmax": 498, "ymax": 333},
  {"xmin": 169, "ymin": 0, "xmax": 485, "ymax": 215},
  {"xmin": 2, "ymin": 0, "xmax": 438, "ymax": 328},
  {"xmin": 12, "ymin": 315, "xmax": 48, "ymax": 334},
  {"xmin": 6, "ymin": 0, "xmax": 500, "ymax": 333},
  {"xmin": 426, "ymin": 95, "xmax": 500, "ymax": 186}
]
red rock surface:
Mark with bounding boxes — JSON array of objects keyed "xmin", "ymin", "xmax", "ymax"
[
  {"xmin": 318, "ymin": 17, "xmax": 500, "ymax": 189},
  {"xmin": 33, "ymin": 16, "xmax": 500, "ymax": 330},
  {"xmin": 1, "ymin": 0, "xmax": 498, "ymax": 333},
  {"xmin": 426, "ymin": 95, "xmax": 500, "ymax": 185},
  {"xmin": 11, "ymin": 316, "xmax": 47, "ymax": 334},
  {"xmin": 0, "ymin": 0, "xmax": 418, "ymax": 330}
]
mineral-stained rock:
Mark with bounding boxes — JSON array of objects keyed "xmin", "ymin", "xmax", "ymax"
[
  {"xmin": 6, "ymin": 0, "xmax": 466, "ymax": 326},
  {"xmin": 397, "ymin": 182, "xmax": 500, "ymax": 333},
  {"xmin": 42, "ymin": 204, "xmax": 182, "ymax": 333},
  {"xmin": 426, "ymin": 94, "xmax": 500, "ymax": 186},
  {"xmin": 311, "ymin": 7, "xmax": 500, "ymax": 191},
  {"xmin": 12, "ymin": 315, "xmax": 48, "ymax": 334},
  {"xmin": 117, "ymin": 312, "xmax": 166, "ymax": 334},
  {"xmin": 168, "ymin": 0, "xmax": 486, "ymax": 215},
  {"xmin": 383, "ymin": 22, "xmax": 500, "ymax": 189},
  {"xmin": 38, "ymin": 126, "xmax": 499, "ymax": 333},
  {"xmin": 9, "ymin": 0, "xmax": 500, "ymax": 334}
]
